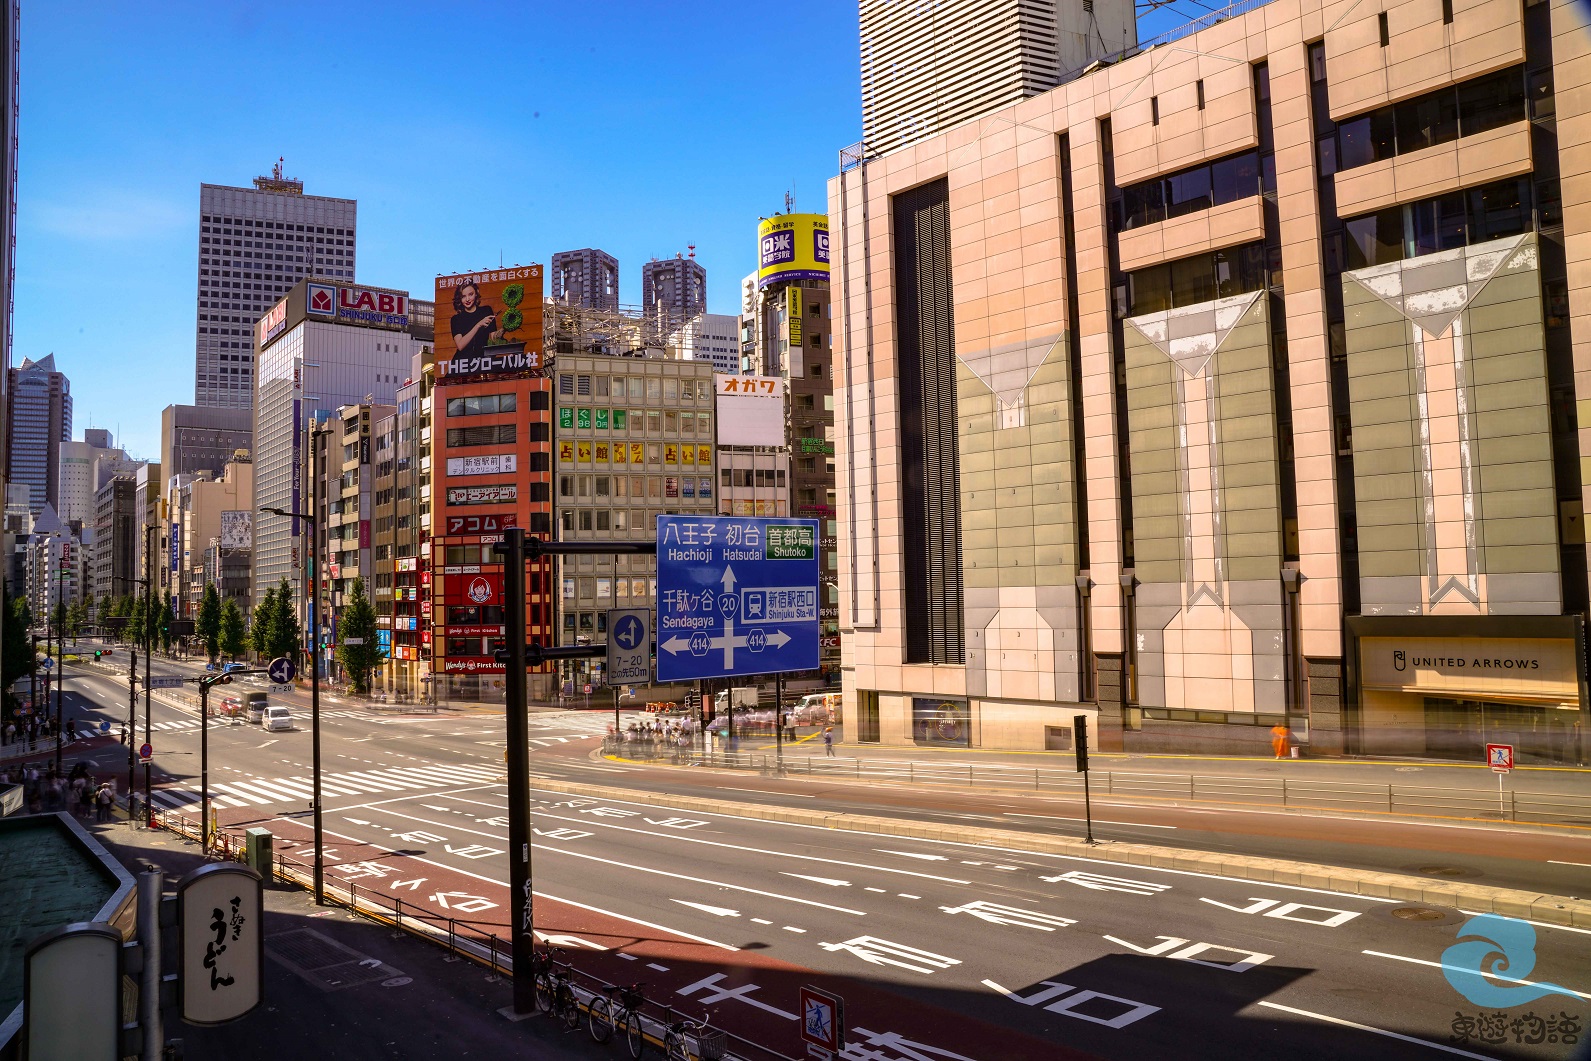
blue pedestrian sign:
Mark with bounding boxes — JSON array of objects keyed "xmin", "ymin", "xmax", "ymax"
[
  {"xmin": 605, "ymin": 608, "xmax": 651, "ymax": 687},
  {"xmin": 656, "ymin": 516, "xmax": 820, "ymax": 682},
  {"xmin": 267, "ymin": 656, "xmax": 298, "ymax": 685}
]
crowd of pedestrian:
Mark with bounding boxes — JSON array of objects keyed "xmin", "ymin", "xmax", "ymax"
[
  {"xmin": 2, "ymin": 714, "xmax": 60, "ymax": 753},
  {"xmin": 611, "ymin": 716, "xmax": 698, "ymax": 759},
  {"xmin": 0, "ymin": 758, "xmax": 114, "ymax": 820}
]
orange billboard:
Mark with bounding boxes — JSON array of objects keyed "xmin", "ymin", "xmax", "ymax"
[{"xmin": 434, "ymin": 266, "xmax": 545, "ymax": 385}]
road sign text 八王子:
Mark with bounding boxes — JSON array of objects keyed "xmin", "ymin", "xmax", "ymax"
[{"xmin": 656, "ymin": 516, "xmax": 820, "ymax": 682}]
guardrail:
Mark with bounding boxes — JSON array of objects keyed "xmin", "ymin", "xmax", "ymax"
[
  {"xmin": 605, "ymin": 739, "xmax": 1591, "ymax": 826},
  {"xmin": 147, "ymin": 804, "xmax": 796, "ymax": 1061}
]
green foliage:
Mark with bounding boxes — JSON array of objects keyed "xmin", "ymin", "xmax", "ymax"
[
  {"xmin": 249, "ymin": 587, "xmax": 276, "ymax": 660},
  {"xmin": 158, "ymin": 591, "xmax": 173, "ymax": 654},
  {"xmin": 335, "ymin": 578, "xmax": 381, "ymax": 694},
  {"xmin": 219, "ymin": 598, "xmax": 247, "ymax": 661},
  {"xmin": 269, "ymin": 578, "xmax": 302, "ymax": 664},
  {"xmin": 67, "ymin": 599, "xmax": 86, "ymax": 639},
  {"xmin": 196, "ymin": 585, "xmax": 222, "ymax": 662},
  {"xmin": 2, "ymin": 588, "xmax": 34, "ymax": 713}
]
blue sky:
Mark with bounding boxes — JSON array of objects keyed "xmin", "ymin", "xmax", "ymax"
[{"xmin": 15, "ymin": 1, "xmax": 864, "ymax": 459}]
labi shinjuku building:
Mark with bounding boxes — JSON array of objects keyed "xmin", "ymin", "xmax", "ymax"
[{"xmin": 831, "ymin": 0, "xmax": 1591, "ymax": 764}]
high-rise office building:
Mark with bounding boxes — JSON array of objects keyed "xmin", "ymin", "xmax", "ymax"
[
  {"xmin": 58, "ymin": 430, "xmax": 137, "ymax": 528},
  {"xmin": 5, "ymin": 354, "xmax": 71, "ymax": 517},
  {"xmin": 160, "ymin": 404, "xmax": 253, "ymax": 483},
  {"xmin": 641, "ymin": 254, "xmax": 706, "ymax": 333},
  {"xmin": 196, "ymin": 163, "xmax": 357, "ymax": 409},
  {"xmin": 551, "ymin": 249, "xmax": 619, "ymax": 311},
  {"xmin": 0, "ymin": 1, "xmax": 19, "ymax": 511},
  {"xmin": 667, "ymin": 313, "xmax": 741, "ymax": 376},
  {"xmin": 859, "ymin": 0, "xmax": 1136, "ymax": 156}
]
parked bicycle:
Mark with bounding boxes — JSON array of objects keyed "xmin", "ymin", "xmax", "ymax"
[
  {"xmin": 660, "ymin": 1006, "xmax": 723, "ymax": 1061},
  {"xmin": 588, "ymin": 981, "xmax": 647, "ymax": 1056},
  {"xmin": 538, "ymin": 949, "xmax": 581, "ymax": 1030}
]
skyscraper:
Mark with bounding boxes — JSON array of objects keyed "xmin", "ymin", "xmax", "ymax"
[
  {"xmin": 858, "ymin": 0, "xmax": 1135, "ymax": 155},
  {"xmin": 5, "ymin": 355, "xmax": 71, "ymax": 517},
  {"xmin": 196, "ymin": 162, "xmax": 357, "ymax": 409},
  {"xmin": 0, "ymin": 1, "xmax": 20, "ymax": 523},
  {"xmin": 551, "ymin": 248, "xmax": 619, "ymax": 311},
  {"xmin": 641, "ymin": 254, "xmax": 706, "ymax": 333}
]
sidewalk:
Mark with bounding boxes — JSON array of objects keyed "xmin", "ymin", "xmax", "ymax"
[{"xmin": 84, "ymin": 812, "xmax": 592, "ymax": 1061}]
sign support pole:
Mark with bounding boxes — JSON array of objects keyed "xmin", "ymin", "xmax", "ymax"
[
  {"xmin": 126, "ymin": 646, "xmax": 137, "ymax": 811},
  {"xmin": 774, "ymin": 671, "xmax": 784, "ymax": 773},
  {"xmin": 1498, "ymin": 771, "xmax": 1505, "ymax": 819},
  {"xmin": 138, "ymin": 866, "xmax": 163, "ymax": 1061},
  {"xmin": 495, "ymin": 527, "xmax": 535, "ymax": 1017},
  {"xmin": 143, "ymin": 524, "xmax": 153, "ymax": 827}
]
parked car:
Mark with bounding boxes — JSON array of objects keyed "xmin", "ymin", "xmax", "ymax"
[
  {"xmin": 261, "ymin": 705, "xmax": 293, "ymax": 732},
  {"xmin": 222, "ymin": 662, "xmax": 248, "ymax": 674}
]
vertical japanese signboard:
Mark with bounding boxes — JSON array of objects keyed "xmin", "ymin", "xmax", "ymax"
[{"xmin": 178, "ymin": 863, "xmax": 264, "ymax": 1025}]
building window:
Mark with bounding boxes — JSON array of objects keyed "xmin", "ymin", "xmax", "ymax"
[
  {"xmin": 1124, "ymin": 242, "xmax": 1267, "ymax": 315},
  {"xmin": 1342, "ymin": 177, "xmax": 1532, "ymax": 269}
]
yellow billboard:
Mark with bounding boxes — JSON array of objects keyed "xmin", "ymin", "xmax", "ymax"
[{"xmin": 757, "ymin": 213, "xmax": 829, "ymax": 290}]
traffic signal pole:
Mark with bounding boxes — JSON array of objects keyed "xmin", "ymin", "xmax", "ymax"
[{"xmin": 494, "ymin": 527, "xmax": 535, "ymax": 1016}]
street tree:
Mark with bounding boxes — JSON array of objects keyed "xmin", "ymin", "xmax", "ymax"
[
  {"xmin": 51, "ymin": 602, "xmax": 67, "ymax": 645},
  {"xmin": 2, "ymin": 588, "xmax": 32, "ymax": 719},
  {"xmin": 269, "ymin": 578, "xmax": 302, "ymax": 664},
  {"xmin": 336, "ymin": 578, "xmax": 381, "ymax": 694},
  {"xmin": 219, "ymin": 598, "xmax": 247, "ymax": 662},
  {"xmin": 67, "ymin": 599, "xmax": 86, "ymax": 641},
  {"xmin": 249, "ymin": 587, "xmax": 276, "ymax": 660},
  {"xmin": 158, "ymin": 591, "xmax": 173, "ymax": 655},
  {"xmin": 196, "ymin": 584, "xmax": 221, "ymax": 662}
]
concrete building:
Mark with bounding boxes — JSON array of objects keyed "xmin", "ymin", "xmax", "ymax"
[
  {"xmin": 666, "ymin": 313, "xmax": 742, "ymax": 375},
  {"xmin": 91, "ymin": 476, "xmax": 138, "ymax": 606},
  {"xmin": 310, "ymin": 401, "xmax": 393, "ymax": 684},
  {"xmin": 160, "ymin": 404, "xmax": 253, "ymax": 484},
  {"xmin": 196, "ymin": 164, "xmax": 357, "ymax": 409},
  {"xmin": 641, "ymin": 255, "xmax": 707, "ymax": 333},
  {"xmin": 859, "ymin": 0, "xmax": 1137, "ymax": 156},
  {"xmin": 551, "ymin": 248, "xmax": 620, "ymax": 311},
  {"xmin": 371, "ymin": 360, "xmax": 430, "ymax": 697},
  {"xmin": 553, "ymin": 353, "xmax": 718, "ymax": 688},
  {"xmin": 58, "ymin": 431, "xmax": 136, "ymax": 528},
  {"xmin": 833, "ymin": 0, "xmax": 1588, "ymax": 764},
  {"xmin": 172, "ymin": 456, "xmax": 253, "ymax": 618},
  {"xmin": 0, "ymin": 0, "xmax": 19, "ymax": 522},
  {"xmin": 5, "ymin": 355, "xmax": 71, "ymax": 517},
  {"xmin": 23, "ymin": 504, "xmax": 82, "ymax": 619},
  {"xmin": 253, "ymin": 278, "xmax": 431, "ymax": 616}
]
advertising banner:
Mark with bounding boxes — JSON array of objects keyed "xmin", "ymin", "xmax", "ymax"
[
  {"xmin": 219, "ymin": 510, "xmax": 252, "ymax": 550},
  {"xmin": 441, "ymin": 571, "xmax": 504, "ymax": 606},
  {"xmin": 434, "ymin": 267, "xmax": 545, "ymax": 384},
  {"xmin": 757, "ymin": 213, "xmax": 830, "ymax": 289},
  {"xmin": 305, "ymin": 282, "xmax": 410, "ymax": 331},
  {"xmin": 445, "ymin": 454, "xmax": 518, "ymax": 477},
  {"xmin": 257, "ymin": 300, "xmax": 287, "ymax": 347},
  {"xmin": 912, "ymin": 698, "xmax": 971, "ymax": 747},
  {"xmin": 716, "ymin": 374, "xmax": 786, "ymax": 447},
  {"xmin": 446, "ymin": 484, "xmax": 517, "ymax": 505}
]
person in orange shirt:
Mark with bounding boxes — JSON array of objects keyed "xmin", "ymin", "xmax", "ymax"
[{"xmin": 1270, "ymin": 723, "xmax": 1291, "ymax": 759}]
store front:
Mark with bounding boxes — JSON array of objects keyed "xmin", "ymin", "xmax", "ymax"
[{"xmin": 1349, "ymin": 617, "xmax": 1586, "ymax": 765}]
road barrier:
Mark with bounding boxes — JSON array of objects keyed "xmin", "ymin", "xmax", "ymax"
[
  {"xmin": 605, "ymin": 739, "xmax": 1591, "ymax": 826},
  {"xmin": 145, "ymin": 802, "xmax": 795, "ymax": 1061}
]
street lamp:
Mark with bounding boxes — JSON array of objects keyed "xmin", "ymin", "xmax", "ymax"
[
  {"xmin": 260, "ymin": 501, "xmax": 325, "ymax": 904},
  {"xmin": 114, "ymin": 568, "xmax": 153, "ymax": 825}
]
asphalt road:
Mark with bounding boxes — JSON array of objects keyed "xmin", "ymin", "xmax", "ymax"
[{"xmin": 44, "ymin": 657, "xmax": 1591, "ymax": 1061}]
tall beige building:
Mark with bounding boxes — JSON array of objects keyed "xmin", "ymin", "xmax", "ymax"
[{"xmin": 834, "ymin": 0, "xmax": 1588, "ymax": 764}]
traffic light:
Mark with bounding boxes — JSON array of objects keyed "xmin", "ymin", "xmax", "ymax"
[
  {"xmin": 1073, "ymin": 714, "xmax": 1089, "ymax": 773},
  {"xmin": 94, "ymin": 650, "xmax": 101, "ymax": 660}
]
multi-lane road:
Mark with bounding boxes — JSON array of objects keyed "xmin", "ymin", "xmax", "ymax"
[{"xmin": 45, "ymin": 650, "xmax": 1591, "ymax": 1060}]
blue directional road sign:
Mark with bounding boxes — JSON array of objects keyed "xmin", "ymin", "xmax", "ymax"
[
  {"xmin": 267, "ymin": 656, "xmax": 298, "ymax": 684},
  {"xmin": 605, "ymin": 608, "xmax": 651, "ymax": 687},
  {"xmin": 656, "ymin": 516, "xmax": 820, "ymax": 682}
]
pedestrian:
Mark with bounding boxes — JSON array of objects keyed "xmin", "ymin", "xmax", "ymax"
[
  {"xmin": 823, "ymin": 726, "xmax": 836, "ymax": 756},
  {"xmin": 1270, "ymin": 723, "xmax": 1291, "ymax": 759},
  {"xmin": 96, "ymin": 783, "xmax": 113, "ymax": 823},
  {"xmin": 78, "ymin": 780, "xmax": 95, "ymax": 819},
  {"xmin": 3, "ymin": 721, "xmax": 14, "ymax": 745}
]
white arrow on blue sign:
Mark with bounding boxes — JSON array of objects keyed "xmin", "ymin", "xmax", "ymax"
[
  {"xmin": 656, "ymin": 516, "xmax": 821, "ymax": 682},
  {"xmin": 605, "ymin": 608, "xmax": 651, "ymax": 687},
  {"xmin": 267, "ymin": 657, "xmax": 298, "ymax": 684}
]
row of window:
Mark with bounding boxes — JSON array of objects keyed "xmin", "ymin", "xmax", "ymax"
[
  {"xmin": 558, "ymin": 374, "xmax": 713, "ymax": 401},
  {"xmin": 1118, "ymin": 151, "xmax": 1266, "ymax": 231},
  {"xmin": 447, "ymin": 424, "xmax": 519, "ymax": 447},
  {"xmin": 201, "ymin": 217, "xmax": 351, "ymax": 235},
  {"xmin": 1321, "ymin": 65, "xmax": 1532, "ymax": 174},
  {"xmin": 559, "ymin": 408, "xmax": 714, "ymax": 436},
  {"xmin": 1123, "ymin": 242, "xmax": 1269, "ymax": 317},
  {"xmin": 558, "ymin": 474, "xmax": 722, "ymax": 498},
  {"xmin": 564, "ymin": 579, "xmax": 657, "ymax": 605},
  {"xmin": 1342, "ymin": 177, "xmax": 1533, "ymax": 270},
  {"xmin": 443, "ymin": 392, "xmax": 551, "ymax": 416}
]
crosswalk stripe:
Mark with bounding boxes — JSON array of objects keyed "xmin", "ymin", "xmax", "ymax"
[
  {"xmin": 289, "ymin": 776, "xmax": 362, "ymax": 796},
  {"xmin": 209, "ymin": 782, "xmax": 276, "ymax": 805},
  {"xmin": 254, "ymin": 777, "xmax": 314, "ymax": 799},
  {"xmin": 340, "ymin": 770, "xmax": 430, "ymax": 790},
  {"xmin": 401, "ymin": 766, "xmax": 492, "ymax": 785},
  {"xmin": 326, "ymin": 771, "xmax": 408, "ymax": 792}
]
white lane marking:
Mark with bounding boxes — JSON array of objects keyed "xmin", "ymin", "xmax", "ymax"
[
  {"xmin": 876, "ymin": 850, "xmax": 948, "ymax": 861},
  {"xmin": 1362, "ymin": 950, "xmax": 1591, "ymax": 1001},
  {"xmin": 782, "ymin": 926, "xmax": 806, "ymax": 933},
  {"xmin": 1457, "ymin": 911, "xmax": 1591, "ymax": 937},
  {"xmin": 535, "ymin": 844, "xmax": 870, "ymax": 916},
  {"xmin": 260, "ymin": 740, "xmax": 278, "ymax": 748},
  {"xmin": 718, "ymin": 786, "xmax": 816, "ymax": 798},
  {"xmin": 898, "ymin": 894, "xmax": 921, "ymax": 900},
  {"xmin": 646, "ymin": 963, "xmax": 670, "ymax": 972},
  {"xmin": 1255, "ymin": 1001, "xmax": 1500, "ymax": 1059},
  {"xmin": 864, "ymin": 887, "xmax": 886, "ymax": 893},
  {"xmin": 673, "ymin": 901, "xmax": 740, "ymax": 917},
  {"xmin": 1548, "ymin": 859, "xmax": 1591, "ymax": 868},
  {"xmin": 1005, "ymin": 812, "xmax": 1177, "ymax": 830},
  {"xmin": 751, "ymin": 918, "xmax": 772, "ymax": 925},
  {"xmin": 618, "ymin": 953, "xmax": 638, "ymax": 961},
  {"xmin": 782, "ymin": 873, "xmax": 851, "ymax": 887}
]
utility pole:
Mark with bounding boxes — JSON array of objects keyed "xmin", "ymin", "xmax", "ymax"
[
  {"xmin": 52, "ymin": 598, "xmax": 63, "ymax": 776},
  {"xmin": 493, "ymin": 527, "xmax": 535, "ymax": 1016},
  {"xmin": 143, "ymin": 524, "xmax": 154, "ymax": 826}
]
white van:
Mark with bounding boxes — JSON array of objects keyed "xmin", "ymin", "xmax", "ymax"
[{"xmin": 261, "ymin": 705, "xmax": 294, "ymax": 732}]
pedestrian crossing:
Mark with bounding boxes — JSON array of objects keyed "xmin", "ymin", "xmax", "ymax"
[
  {"xmin": 146, "ymin": 710, "xmax": 364, "ymax": 733},
  {"xmin": 150, "ymin": 760, "xmax": 503, "ymax": 813}
]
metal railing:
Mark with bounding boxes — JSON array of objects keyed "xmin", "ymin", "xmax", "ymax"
[
  {"xmin": 606, "ymin": 740, "xmax": 1591, "ymax": 826},
  {"xmin": 146, "ymin": 803, "xmax": 796, "ymax": 1061}
]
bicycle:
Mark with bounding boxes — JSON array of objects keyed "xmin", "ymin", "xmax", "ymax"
[
  {"xmin": 531, "ymin": 947, "xmax": 558, "ymax": 1014},
  {"xmin": 544, "ymin": 954, "xmax": 582, "ymax": 1030},
  {"xmin": 661, "ymin": 1006, "xmax": 724, "ymax": 1061},
  {"xmin": 588, "ymin": 981, "xmax": 647, "ymax": 1057}
]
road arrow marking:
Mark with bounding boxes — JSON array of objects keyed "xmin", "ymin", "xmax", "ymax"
[
  {"xmin": 782, "ymin": 873, "xmax": 852, "ymax": 887},
  {"xmin": 876, "ymin": 850, "xmax": 948, "ymax": 861},
  {"xmin": 344, "ymin": 818, "xmax": 370, "ymax": 826},
  {"xmin": 672, "ymin": 900, "xmax": 741, "ymax": 918}
]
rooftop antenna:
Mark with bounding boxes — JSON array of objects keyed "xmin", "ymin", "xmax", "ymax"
[
  {"xmin": 274, "ymin": 156, "xmax": 284, "ymax": 181},
  {"xmin": 687, "ymin": 244, "xmax": 696, "ymax": 260},
  {"xmin": 784, "ymin": 190, "xmax": 793, "ymax": 214}
]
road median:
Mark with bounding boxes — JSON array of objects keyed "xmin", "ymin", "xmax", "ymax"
[{"xmin": 528, "ymin": 774, "xmax": 1591, "ymax": 929}]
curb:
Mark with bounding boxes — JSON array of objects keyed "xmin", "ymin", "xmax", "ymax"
[{"xmin": 528, "ymin": 775, "xmax": 1591, "ymax": 930}]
